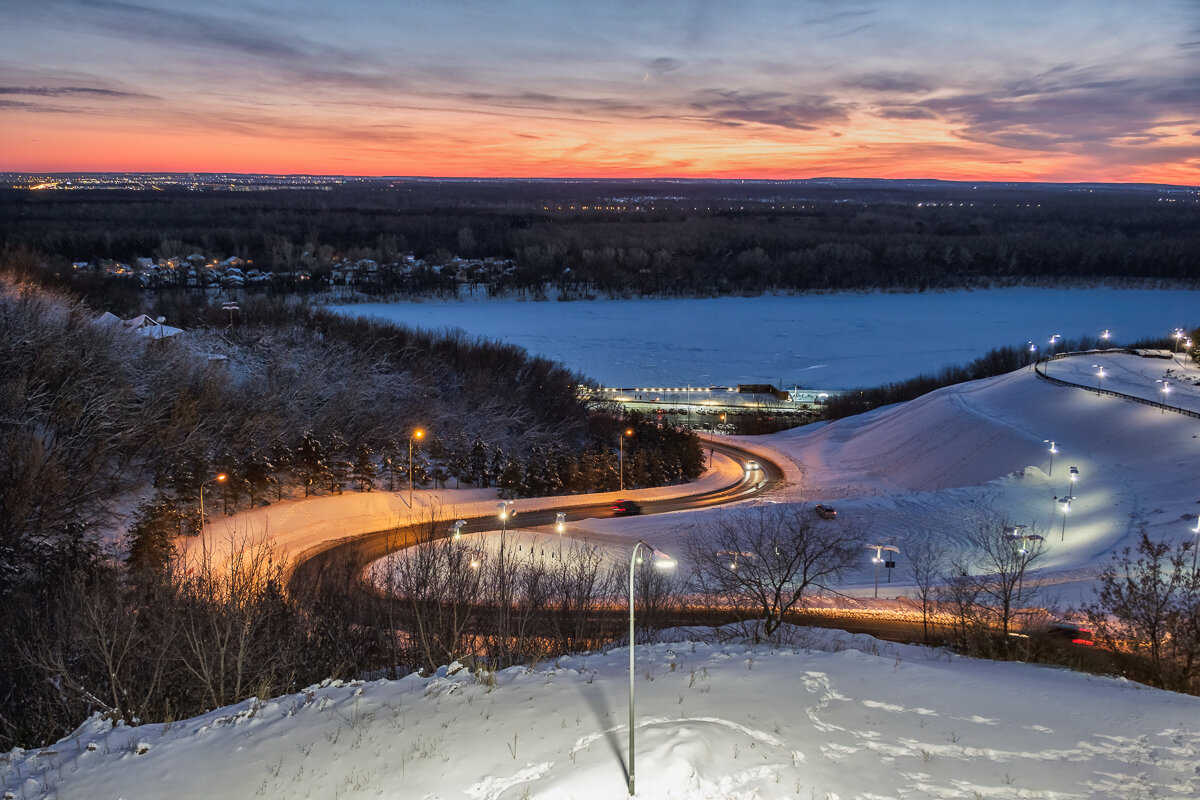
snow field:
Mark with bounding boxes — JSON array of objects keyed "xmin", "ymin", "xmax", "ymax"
[{"xmin": 6, "ymin": 629, "xmax": 1197, "ymax": 799}]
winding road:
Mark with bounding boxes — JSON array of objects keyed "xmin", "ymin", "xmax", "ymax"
[{"xmin": 288, "ymin": 440, "xmax": 783, "ymax": 597}]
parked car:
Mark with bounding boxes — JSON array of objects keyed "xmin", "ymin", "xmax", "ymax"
[
  {"xmin": 814, "ymin": 504, "xmax": 837, "ymax": 519},
  {"xmin": 611, "ymin": 499, "xmax": 642, "ymax": 516}
]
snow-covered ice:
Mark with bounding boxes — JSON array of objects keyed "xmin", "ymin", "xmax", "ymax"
[{"xmin": 331, "ymin": 287, "xmax": 1200, "ymax": 388}]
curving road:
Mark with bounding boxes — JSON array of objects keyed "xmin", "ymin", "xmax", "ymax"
[{"xmin": 288, "ymin": 440, "xmax": 783, "ymax": 597}]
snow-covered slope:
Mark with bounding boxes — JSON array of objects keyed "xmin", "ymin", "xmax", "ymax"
[
  {"xmin": 7, "ymin": 353, "xmax": 1199, "ymax": 799},
  {"xmin": 5, "ymin": 629, "xmax": 1197, "ymax": 799},
  {"xmin": 728, "ymin": 353, "xmax": 1200, "ymax": 601}
]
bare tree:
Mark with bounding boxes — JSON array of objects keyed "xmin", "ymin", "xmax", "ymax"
[
  {"xmin": 23, "ymin": 569, "xmax": 175, "ymax": 731},
  {"xmin": 947, "ymin": 517, "xmax": 1048, "ymax": 657},
  {"xmin": 390, "ymin": 524, "xmax": 484, "ymax": 673},
  {"xmin": 687, "ymin": 505, "xmax": 862, "ymax": 641},
  {"xmin": 548, "ymin": 543, "xmax": 619, "ymax": 653},
  {"xmin": 1081, "ymin": 529, "xmax": 1200, "ymax": 691},
  {"xmin": 170, "ymin": 534, "xmax": 299, "ymax": 710},
  {"xmin": 906, "ymin": 538, "xmax": 946, "ymax": 644}
]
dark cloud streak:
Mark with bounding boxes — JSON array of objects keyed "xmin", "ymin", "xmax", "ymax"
[{"xmin": 0, "ymin": 86, "xmax": 155, "ymax": 99}]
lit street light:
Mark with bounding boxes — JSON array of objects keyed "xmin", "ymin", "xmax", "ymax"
[
  {"xmin": 1059, "ymin": 496, "xmax": 1072, "ymax": 541},
  {"xmin": 619, "ymin": 427, "xmax": 633, "ymax": 491},
  {"xmin": 555, "ymin": 512, "xmax": 566, "ymax": 557},
  {"xmin": 1101, "ymin": 329, "xmax": 1111, "ymax": 344},
  {"xmin": 628, "ymin": 540, "xmax": 675, "ymax": 796},
  {"xmin": 864, "ymin": 544, "xmax": 900, "ymax": 599},
  {"xmin": 1092, "ymin": 364, "xmax": 1105, "ymax": 390},
  {"xmin": 408, "ymin": 428, "xmax": 425, "ymax": 507},
  {"xmin": 1156, "ymin": 379, "xmax": 1171, "ymax": 413},
  {"xmin": 498, "ymin": 500, "xmax": 514, "ymax": 537},
  {"xmin": 450, "ymin": 519, "xmax": 466, "ymax": 541},
  {"xmin": 1044, "ymin": 440, "xmax": 1058, "ymax": 478},
  {"xmin": 1191, "ymin": 516, "xmax": 1199, "ymax": 573},
  {"xmin": 198, "ymin": 473, "xmax": 227, "ymax": 534}
]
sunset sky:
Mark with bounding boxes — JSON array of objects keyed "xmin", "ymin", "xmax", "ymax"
[{"xmin": 3, "ymin": 0, "xmax": 1198, "ymax": 182}]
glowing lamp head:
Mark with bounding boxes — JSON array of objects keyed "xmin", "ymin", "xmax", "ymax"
[
  {"xmin": 653, "ymin": 551, "xmax": 677, "ymax": 570},
  {"xmin": 216, "ymin": 473, "xmax": 227, "ymax": 482}
]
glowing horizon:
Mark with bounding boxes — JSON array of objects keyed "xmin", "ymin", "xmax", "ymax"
[{"xmin": 3, "ymin": 1, "xmax": 1198, "ymax": 184}]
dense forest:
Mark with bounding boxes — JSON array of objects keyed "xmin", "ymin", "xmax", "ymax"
[{"xmin": 1, "ymin": 179, "xmax": 1198, "ymax": 310}]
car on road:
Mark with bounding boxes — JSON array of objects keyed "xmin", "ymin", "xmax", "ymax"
[
  {"xmin": 744, "ymin": 460, "xmax": 760, "ymax": 472},
  {"xmin": 1044, "ymin": 622, "xmax": 1094, "ymax": 646},
  {"xmin": 611, "ymin": 499, "xmax": 642, "ymax": 516},
  {"xmin": 814, "ymin": 504, "xmax": 837, "ymax": 519}
]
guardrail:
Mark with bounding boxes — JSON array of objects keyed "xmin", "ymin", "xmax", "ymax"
[{"xmin": 1033, "ymin": 354, "xmax": 1200, "ymax": 420}]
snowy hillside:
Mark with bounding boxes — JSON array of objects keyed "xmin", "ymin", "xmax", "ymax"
[
  {"xmin": 6, "ymin": 352, "xmax": 1200, "ymax": 798},
  {"xmin": 723, "ymin": 352, "xmax": 1200, "ymax": 604},
  {"xmin": 5, "ymin": 628, "xmax": 1198, "ymax": 799}
]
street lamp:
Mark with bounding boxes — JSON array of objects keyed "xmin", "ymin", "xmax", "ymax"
[
  {"xmin": 555, "ymin": 512, "xmax": 566, "ymax": 558},
  {"xmin": 1156, "ymin": 379, "xmax": 1170, "ymax": 413},
  {"xmin": 1101, "ymin": 329, "xmax": 1111, "ymax": 344},
  {"xmin": 619, "ymin": 427, "xmax": 633, "ymax": 492},
  {"xmin": 1059, "ymin": 496, "xmax": 1072, "ymax": 542},
  {"xmin": 628, "ymin": 540, "xmax": 675, "ymax": 796},
  {"xmin": 198, "ymin": 473, "xmax": 227, "ymax": 534},
  {"xmin": 498, "ymin": 500, "xmax": 515, "ymax": 540},
  {"xmin": 450, "ymin": 519, "xmax": 466, "ymax": 541},
  {"xmin": 1092, "ymin": 364, "xmax": 1105, "ymax": 390},
  {"xmin": 1173, "ymin": 328, "xmax": 1185, "ymax": 364},
  {"xmin": 221, "ymin": 301, "xmax": 239, "ymax": 329},
  {"xmin": 1191, "ymin": 516, "xmax": 1199, "ymax": 573},
  {"xmin": 408, "ymin": 428, "xmax": 425, "ymax": 507},
  {"xmin": 1044, "ymin": 440, "xmax": 1058, "ymax": 478},
  {"xmin": 864, "ymin": 544, "xmax": 900, "ymax": 599}
]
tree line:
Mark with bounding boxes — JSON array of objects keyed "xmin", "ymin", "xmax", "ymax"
[
  {"xmin": 818, "ymin": 331, "xmax": 1199, "ymax": 422},
  {"xmin": 2, "ymin": 180, "xmax": 1198, "ymax": 311}
]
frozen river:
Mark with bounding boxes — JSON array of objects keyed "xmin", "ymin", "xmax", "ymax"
[{"xmin": 331, "ymin": 287, "xmax": 1198, "ymax": 389}]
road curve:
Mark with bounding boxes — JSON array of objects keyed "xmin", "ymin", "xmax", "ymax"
[{"xmin": 288, "ymin": 440, "xmax": 782, "ymax": 597}]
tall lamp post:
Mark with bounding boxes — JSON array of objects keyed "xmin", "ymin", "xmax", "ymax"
[
  {"xmin": 498, "ymin": 500, "xmax": 514, "ymax": 541},
  {"xmin": 628, "ymin": 540, "xmax": 675, "ymax": 796},
  {"xmin": 408, "ymin": 428, "xmax": 425, "ymax": 507},
  {"xmin": 1092, "ymin": 364, "xmax": 1105, "ymax": 390},
  {"xmin": 1043, "ymin": 440, "xmax": 1058, "ymax": 478},
  {"xmin": 1156, "ymin": 380, "xmax": 1170, "ymax": 413},
  {"xmin": 555, "ymin": 512, "xmax": 567, "ymax": 558},
  {"xmin": 619, "ymin": 427, "xmax": 633, "ymax": 491},
  {"xmin": 198, "ymin": 473, "xmax": 227, "ymax": 534},
  {"xmin": 864, "ymin": 544, "xmax": 899, "ymax": 599},
  {"xmin": 1191, "ymin": 516, "xmax": 1200, "ymax": 574},
  {"xmin": 1059, "ymin": 496, "xmax": 1072, "ymax": 541}
]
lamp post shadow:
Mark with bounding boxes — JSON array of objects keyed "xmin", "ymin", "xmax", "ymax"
[{"xmin": 578, "ymin": 681, "xmax": 629, "ymax": 784}]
